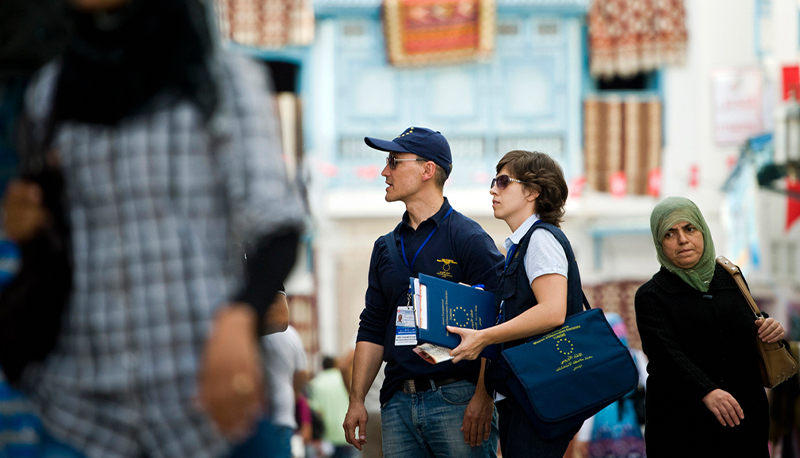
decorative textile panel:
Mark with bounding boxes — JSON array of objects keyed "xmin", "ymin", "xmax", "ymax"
[
  {"xmin": 383, "ymin": 0, "xmax": 495, "ymax": 67},
  {"xmin": 589, "ymin": 0, "xmax": 687, "ymax": 78},
  {"xmin": 583, "ymin": 281, "xmax": 643, "ymax": 350},
  {"xmin": 217, "ymin": 0, "xmax": 314, "ymax": 48},
  {"xmin": 583, "ymin": 95, "xmax": 662, "ymax": 196}
]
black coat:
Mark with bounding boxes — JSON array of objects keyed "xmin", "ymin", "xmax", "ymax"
[{"xmin": 635, "ymin": 264, "xmax": 769, "ymax": 457}]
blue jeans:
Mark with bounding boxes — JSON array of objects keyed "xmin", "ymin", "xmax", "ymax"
[
  {"xmin": 230, "ymin": 420, "xmax": 294, "ymax": 458},
  {"xmin": 381, "ymin": 380, "xmax": 498, "ymax": 458},
  {"xmin": 38, "ymin": 417, "xmax": 289, "ymax": 458}
]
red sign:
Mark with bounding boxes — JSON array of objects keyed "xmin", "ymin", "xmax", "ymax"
[
  {"xmin": 647, "ymin": 168, "xmax": 662, "ymax": 197},
  {"xmin": 609, "ymin": 171, "xmax": 627, "ymax": 198},
  {"xmin": 688, "ymin": 164, "xmax": 699, "ymax": 189},
  {"xmin": 787, "ymin": 177, "xmax": 800, "ymax": 232},
  {"xmin": 783, "ymin": 65, "xmax": 800, "ymax": 100},
  {"xmin": 569, "ymin": 176, "xmax": 586, "ymax": 198},
  {"xmin": 355, "ymin": 165, "xmax": 380, "ymax": 181}
]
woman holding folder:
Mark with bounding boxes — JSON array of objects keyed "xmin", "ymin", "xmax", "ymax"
[{"xmin": 448, "ymin": 150, "xmax": 584, "ymax": 457}]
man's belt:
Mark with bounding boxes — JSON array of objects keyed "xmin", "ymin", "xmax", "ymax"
[{"xmin": 401, "ymin": 377, "xmax": 461, "ymax": 394}]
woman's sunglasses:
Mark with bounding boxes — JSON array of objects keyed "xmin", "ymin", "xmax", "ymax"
[
  {"xmin": 491, "ymin": 175, "xmax": 523, "ymax": 190},
  {"xmin": 386, "ymin": 154, "xmax": 427, "ymax": 170}
]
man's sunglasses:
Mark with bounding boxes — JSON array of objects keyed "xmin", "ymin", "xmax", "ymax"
[
  {"xmin": 386, "ymin": 154, "xmax": 427, "ymax": 170},
  {"xmin": 491, "ymin": 175, "xmax": 523, "ymax": 190}
]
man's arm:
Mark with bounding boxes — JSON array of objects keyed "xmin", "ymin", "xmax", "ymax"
[
  {"xmin": 339, "ymin": 349, "xmax": 355, "ymax": 393},
  {"xmin": 342, "ymin": 341, "xmax": 384, "ymax": 451},
  {"xmin": 461, "ymin": 358, "xmax": 494, "ymax": 447},
  {"xmin": 263, "ymin": 292, "xmax": 289, "ymax": 335}
]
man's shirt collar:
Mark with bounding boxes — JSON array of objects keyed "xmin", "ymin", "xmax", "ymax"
[{"xmin": 401, "ymin": 197, "xmax": 452, "ymax": 229}]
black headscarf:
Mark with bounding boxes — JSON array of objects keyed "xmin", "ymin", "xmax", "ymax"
[{"xmin": 52, "ymin": 0, "xmax": 218, "ymax": 126}]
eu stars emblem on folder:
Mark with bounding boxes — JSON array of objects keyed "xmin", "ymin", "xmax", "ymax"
[{"xmin": 410, "ymin": 273, "xmax": 498, "ymax": 363}]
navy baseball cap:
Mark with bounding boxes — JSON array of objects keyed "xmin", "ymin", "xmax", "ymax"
[{"xmin": 364, "ymin": 127, "xmax": 453, "ymax": 177}]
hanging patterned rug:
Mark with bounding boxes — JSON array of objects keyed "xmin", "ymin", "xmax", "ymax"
[{"xmin": 383, "ymin": 0, "xmax": 495, "ymax": 67}]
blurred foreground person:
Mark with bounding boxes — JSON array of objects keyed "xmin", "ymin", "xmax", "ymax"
[
  {"xmin": 1, "ymin": 0, "xmax": 304, "ymax": 456},
  {"xmin": 635, "ymin": 197, "xmax": 785, "ymax": 458}
]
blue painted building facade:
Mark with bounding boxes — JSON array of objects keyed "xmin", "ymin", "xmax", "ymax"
[{"xmin": 246, "ymin": 0, "xmax": 591, "ymax": 191}]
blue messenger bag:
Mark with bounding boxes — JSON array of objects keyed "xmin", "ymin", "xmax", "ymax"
[{"xmin": 500, "ymin": 305, "xmax": 638, "ymax": 439}]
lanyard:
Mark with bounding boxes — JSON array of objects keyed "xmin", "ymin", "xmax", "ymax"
[
  {"xmin": 504, "ymin": 244, "xmax": 517, "ymax": 271},
  {"xmin": 400, "ymin": 207, "xmax": 453, "ymax": 271}
]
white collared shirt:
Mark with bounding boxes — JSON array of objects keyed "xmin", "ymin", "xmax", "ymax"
[{"xmin": 504, "ymin": 214, "xmax": 568, "ymax": 284}]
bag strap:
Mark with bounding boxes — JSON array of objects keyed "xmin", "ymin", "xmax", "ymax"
[
  {"xmin": 383, "ymin": 230, "xmax": 412, "ymax": 279},
  {"xmin": 715, "ymin": 256, "xmax": 761, "ymax": 318},
  {"xmin": 529, "ymin": 222, "xmax": 592, "ymax": 316}
]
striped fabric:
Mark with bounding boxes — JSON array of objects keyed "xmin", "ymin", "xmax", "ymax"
[
  {"xmin": 18, "ymin": 53, "xmax": 305, "ymax": 458},
  {"xmin": 589, "ymin": 0, "xmax": 688, "ymax": 78},
  {"xmin": 583, "ymin": 95, "xmax": 662, "ymax": 196},
  {"xmin": 216, "ymin": 0, "xmax": 315, "ymax": 48}
]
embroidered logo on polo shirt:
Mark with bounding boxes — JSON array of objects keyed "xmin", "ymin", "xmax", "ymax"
[{"xmin": 436, "ymin": 258, "xmax": 457, "ymax": 278}]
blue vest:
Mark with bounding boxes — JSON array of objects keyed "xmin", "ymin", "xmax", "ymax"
[{"xmin": 496, "ymin": 222, "xmax": 585, "ymax": 350}]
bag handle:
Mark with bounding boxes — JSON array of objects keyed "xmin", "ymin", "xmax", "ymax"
[{"xmin": 715, "ymin": 256, "xmax": 761, "ymax": 319}]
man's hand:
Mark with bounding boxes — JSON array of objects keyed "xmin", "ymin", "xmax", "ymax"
[
  {"xmin": 755, "ymin": 317, "xmax": 785, "ymax": 343},
  {"xmin": 447, "ymin": 327, "xmax": 487, "ymax": 363},
  {"xmin": 702, "ymin": 389, "xmax": 744, "ymax": 427},
  {"xmin": 343, "ymin": 400, "xmax": 368, "ymax": 450},
  {"xmin": 198, "ymin": 304, "xmax": 265, "ymax": 440},
  {"xmin": 2, "ymin": 180, "xmax": 47, "ymax": 243},
  {"xmin": 461, "ymin": 384, "xmax": 493, "ymax": 446}
]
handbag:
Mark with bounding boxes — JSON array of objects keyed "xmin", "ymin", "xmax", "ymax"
[
  {"xmin": 716, "ymin": 256, "xmax": 798, "ymax": 388},
  {"xmin": 0, "ymin": 114, "xmax": 72, "ymax": 386},
  {"xmin": 500, "ymin": 303, "xmax": 639, "ymax": 439}
]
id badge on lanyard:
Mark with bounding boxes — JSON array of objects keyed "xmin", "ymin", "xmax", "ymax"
[{"xmin": 395, "ymin": 304, "xmax": 417, "ymax": 346}]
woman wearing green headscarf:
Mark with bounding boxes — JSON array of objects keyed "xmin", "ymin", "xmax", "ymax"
[{"xmin": 634, "ymin": 197, "xmax": 785, "ymax": 457}]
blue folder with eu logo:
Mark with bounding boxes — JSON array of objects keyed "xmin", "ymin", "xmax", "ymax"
[{"xmin": 412, "ymin": 273, "xmax": 498, "ymax": 359}]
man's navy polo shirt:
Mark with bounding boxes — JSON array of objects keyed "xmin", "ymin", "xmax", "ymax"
[{"xmin": 357, "ymin": 198, "xmax": 504, "ymax": 405}]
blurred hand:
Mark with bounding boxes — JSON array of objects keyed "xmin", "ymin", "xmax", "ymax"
[
  {"xmin": 702, "ymin": 389, "xmax": 743, "ymax": 427},
  {"xmin": 343, "ymin": 401, "xmax": 368, "ymax": 451},
  {"xmin": 447, "ymin": 326, "xmax": 487, "ymax": 363},
  {"xmin": 755, "ymin": 317, "xmax": 785, "ymax": 343},
  {"xmin": 576, "ymin": 441, "xmax": 589, "ymax": 457},
  {"xmin": 198, "ymin": 304, "xmax": 264, "ymax": 440},
  {"xmin": 461, "ymin": 385, "xmax": 493, "ymax": 446},
  {"xmin": 2, "ymin": 180, "xmax": 47, "ymax": 243}
]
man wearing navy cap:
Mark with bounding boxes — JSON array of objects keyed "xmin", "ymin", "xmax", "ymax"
[{"xmin": 343, "ymin": 127, "xmax": 503, "ymax": 457}]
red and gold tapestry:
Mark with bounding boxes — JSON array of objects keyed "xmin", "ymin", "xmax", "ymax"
[
  {"xmin": 589, "ymin": 0, "xmax": 687, "ymax": 78},
  {"xmin": 383, "ymin": 0, "xmax": 495, "ymax": 67}
]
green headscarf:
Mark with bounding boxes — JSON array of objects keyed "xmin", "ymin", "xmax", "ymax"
[{"xmin": 650, "ymin": 197, "xmax": 716, "ymax": 292}]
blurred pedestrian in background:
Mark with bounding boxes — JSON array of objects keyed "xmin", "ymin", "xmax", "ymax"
[
  {"xmin": 1, "ymin": 0, "xmax": 305, "ymax": 457},
  {"xmin": 309, "ymin": 356, "xmax": 355, "ymax": 458},
  {"xmin": 768, "ymin": 341, "xmax": 800, "ymax": 457},
  {"xmin": 575, "ymin": 312, "xmax": 648, "ymax": 458},
  {"xmin": 260, "ymin": 304, "xmax": 310, "ymax": 458},
  {"xmin": 296, "ymin": 391, "xmax": 325, "ymax": 458},
  {"xmin": 635, "ymin": 196, "xmax": 785, "ymax": 458}
]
